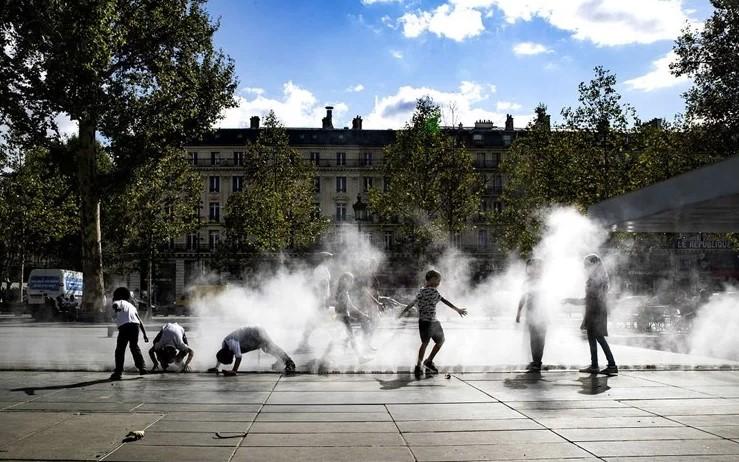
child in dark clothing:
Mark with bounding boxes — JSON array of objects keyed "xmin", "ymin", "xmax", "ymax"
[
  {"xmin": 110, "ymin": 287, "xmax": 149, "ymax": 380},
  {"xmin": 579, "ymin": 254, "xmax": 618, "ymax": 376},
  {"xmin": 399, "ymin": 270, "xmax": 468, "ymax": 377},
  {"xmin": 334, "ymin": 272, "xmax": 371, "ymax": 356},
  {"xmin": 516, "ymin": 258, "xmax": 547, "ymax": 372}
]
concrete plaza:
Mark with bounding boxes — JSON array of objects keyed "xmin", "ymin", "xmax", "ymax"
[{"xmin": 1, "ymin": 369, "xmax": 739, "ymax": 461}]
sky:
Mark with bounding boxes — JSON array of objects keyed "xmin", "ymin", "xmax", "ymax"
[{"xmin": 208, "ymin": 0, "xmax": 712, "ymax": 130}]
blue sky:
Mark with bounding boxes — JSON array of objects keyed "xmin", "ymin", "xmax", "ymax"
[{"xmin": 207, "ymin": 0, "xmax": 712, "ymax": 130}]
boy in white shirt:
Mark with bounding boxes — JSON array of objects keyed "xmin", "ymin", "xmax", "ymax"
[
  {"xmin": 110, "ymin": 287, "xmax": 149, "ymax": 380},
  {"xmin": 149, "ymin": 322, "xmax": 194, "ymax": 372}
]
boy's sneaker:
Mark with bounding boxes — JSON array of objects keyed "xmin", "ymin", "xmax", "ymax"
[
  {"xmin": 423, "ymin": 359, "xmax": 439, "ymax": 374},
  {"xmin": 109, "ymin": 373, "xmax": 122, "ymax": 381},
  {"xmin": 138, "ymin": 369, "xmax": 148, "ymax": 376},
  {"xmin": 414, "ymin": 365, "xmax": 423, "ymax": 378},
  {"xmin": 284, "ymin": 358, "xmax": 296, "ymax": 374},
  {"xmin": 578, "ymin": 366, "xmax": 599, "ymax": 374},
  {"xmin": 526, "ymin": 362, "xmax": 542, "ymax": 372},
  {"xmin": 600, "ymin": 365, "xmax": 618, "ymax": 376}
]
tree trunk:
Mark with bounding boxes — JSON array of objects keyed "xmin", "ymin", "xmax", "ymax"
[{"xmin": 77, "ymin": 117, "xmax": 105, "ymax": 317}]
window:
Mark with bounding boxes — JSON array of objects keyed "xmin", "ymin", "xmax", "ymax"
[
  {"xmin": 384, "ymin": 231, "xmax": 393, "ymax": 250},
  {"xmin": 336, "ymin": 152, "xmax": 346, "ymax": 166},
  {"xmin": 493, "ymin": 175, "xmax": 503, "ymax": 193},
  {"xmin": 363, "ymin": 152, "xmax": 373, "ymax": 166},
  {"xmin": 336, "ymin": 176, "xmax": 347, "ymax": 193},
  {"xmin": 493, "ymin": 201, "xmax": 503, "ymax": 213},
  {"xmin": 312, "ymin": 203, "xmax": 321, "ymax": 220},
  {"xmin": 232, "ymin": 176, "xmax": 243, "ymax": 192},
  {"xmin": 210, "ymin": 152, "xmax": 220, "ymax": 166},
  {"xmin": 492, "ymin": 152, "xmax": 501, "ymax": 168},
  {"xmin": 186, "ymin": 233, "xmax": 199, "ymax": 251},
  {"xmin": 208, "ymin": 230, "xmax": 220, "ymax": 251},
  {"xmin": 503, "ymin": 134, "xmax": 512, "ymax": 146},
  {"xmin": 233, "ymin": 151, "xmax": 244, "ymax": 166},
  {"xmin": 451, "ymin": 232, "xmax": 462, "ymax": 248},
  {"xmin": 476, "ymin": 152, "xmax": 486, "ymax": 167},
  {"xmin": 189, "ymin": 152, "xmax": 198, "ymax": 166},
  {"xmin": 336, "ymin": 203, "xmax": 347, "ymax": 221},
  {"xmin": 383, "ymin": 176, "xmax": 390, "ymax": 192},
  {"xmin": 310, "ymin": 152, "xmax": 320, "ymax": 165},
  {"xmin": 209, "ymin": 202, "xmax": 220, "ymax": 222},
  {"xmin": 480, "ymin": 198, "xmax": 491, "ymax": 213},
  {"xmin": 478, "ymin": 229, "xmax": 489, "ymax": 249},
  {"xmin": 167, "ymin": 238, "xmax": 175, "ymax": 250},
  {"xmin": 314, "ymin": 176, "xmax": 321, "ymax": 193},
  {"xmin": 363, "ymin": 176, "xmax": 373, "ymax": 192},
  {"xmin": 209, "ymin": 176, "xmax": 220, "ymax": 193}
]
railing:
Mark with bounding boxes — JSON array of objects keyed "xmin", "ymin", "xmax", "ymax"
[
  {"xmin": 190, "ymin": 158, "xmax": 385, "ymax": 168},
  {"xmin": 474, "ymin": 160, "xmax": 500, "ymax": 169}
]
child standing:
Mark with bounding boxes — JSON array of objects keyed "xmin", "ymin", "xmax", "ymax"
[
  {"xmin": 579, "ymin": 254, "xmax": 618, "ymax": 376},
  {"xmin": 110, "ymin": 287, "xmax": 149, "ymax": 380},
  {"xmin": 515, "ymin": 258, "xmax": 547, "ymax": 372},
  {"xmin": 334, "ymin": 272, "xmax": 371, "ymax": 356},
  {"xmin": 399, "ymin": 270, "xmax": 467, "ymax": 377}
]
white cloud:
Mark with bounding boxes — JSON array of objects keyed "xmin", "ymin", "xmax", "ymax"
[
  {"xmin": 496, "ymin": 101, "xmax": 522, "ymax": 111},
  {"xmin": 218, "ymin": 81, "xmax": 349, "ymax": 128},
  {"xmin": 364, "ymin": 81, "xmax": 527, "ymax": 129},
  {"xmin": 395, "ymin": 0, "xmax": 696, "ymax": 46},
  {"xmin": 624, "ymin": 50, "xmax": 690, "ymax": 92},
  {"xmin": 381, "ymin": 15, "xmax": 398, "ymax": 29},
  {"xmin": 52, "ymin": 113, "xmax": 78, "ymax": 139},
  {"xmin": 390, "ymin": 49, "xmax": 404, "ymax": 59},
  {"xmin": 242, "ymin": 87, "xmax": 265, "ymax": 96},
  {"xmin": 347, "ymin": 84, "xmax": 365, "ymax": 93},
  {"xmin": 512, "ymin": 41, "xmax": 552, "ymax": 56}
]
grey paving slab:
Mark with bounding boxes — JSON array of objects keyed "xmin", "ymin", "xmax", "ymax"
[
  {"xmin": 0, "ymin": 412, "xmax": 160, "ymax": 461},
  {"xmin": 520, "ymin": 407, "xmax": 653, "ymax": 419},
  {"xmin": 536, "ymin": 415, "xmax": 682, "ymax": 429},
  {"xmin": 156, "ymin": 412, "xmax": 257, "ymax": 422},
  {"xmin": 557, "ymin": 426, "xmax": 720, "ymax": 442},
  {"xmin": 579, "ymin": 439, "xmax": 739, "ymax": 457},
  {"xmin": 10, "ymin": 401, "xmax": 140, "ymax": 412},
  {"xmin": 474, "ymin": 382, "xmax": 713, "ymax": 401},
  {"xmin": 696, "ymin": 426, "xmax": 739, "ymax": 439},
  {"xmin": 397, "ymin": 418, "xmax": 544, "ymax": 433},
  {"xmin": 605, "ymin": 457, "xmax": 739, "ymax": 462},
  {"xmin": 683, "ymin": 386, "xmax": 739, "ymax": 398},
  {"xmin": 273, "ymin": 378, "xmax": 470, "ymax": 392},
  {"xmin": 278, "ymin": 374, "xmax": 410, "ymax": 382},
  {"xmin": 125, "ymin": 431, "xmax": 239, "ymax": 447},
  {"xmin": 260, "ymin": 404, "xmax": 388, "ymax": 413},
  {"xmin": 231, "ymin": 446, "xmax": 415, "ymax": 462},
  {"xmin": 625, "ymin": 371, "xmax": 739, "ymax": 387},
  {"xmin": 104, "ymin": 444, "xmax": 235, "ymax": 461},
  {"xmin": 0, "ymin": 411, "xmax": 70, "ymax": 448},
  {"xmin": 242, "ymin": 432, "xmax": 406, "ymax": 447},
  {"xmin": 670, "ymin": 415, "xmax": 739, "ymax": 426},
  {"xmin": 403, "ymin": 429, "xmax": 566, "ymax": 446},
  {"xmin": 248, "ymin": 421, "xmax": 399, "ymax": 433},
  {"xmin": 410, "ymin": 442, "xmax": 593, "ymax": 461},
  {"xmin": 387, "ymin": 403, "xmax": 526, "ymax": 421},
  {"xmin": 254, "ymin": 412, "xmax": 392, "ymax": 422},
  {"xmin": 504, "ymin": 399, "xmax": 628, "ymax": 410},
  {"xmin": 135, "ymin": 403, "xmax": 261, "ymax": 413},
  {"xmin": 622, "ymin": 399, "xmax": 739, "ymax": 416},
  {"xmin": 145, "ymin": 420, "xmax": 251, "ymax": 433},
  {"xmin": 267, "ymin": 389, "xmax": 495, "ymax": 404}
]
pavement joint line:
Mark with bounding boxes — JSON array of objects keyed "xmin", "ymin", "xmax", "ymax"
[
  {"xmin": 452, "ymin": 373, "xmax": 609, "ymax": 462},
  {"xmin": 621, "ymin": 370, "xmax": 739, "ymax": 395},
  {"xmin": 384, "ymin": 402, "xmax": 417, "ymax": 462},
  {"xmin": 99, "ymin": 407, "xmax": 168, "ymax": 462}
]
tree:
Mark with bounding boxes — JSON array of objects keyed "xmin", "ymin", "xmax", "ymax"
[
  {"xmin": 672, "ymin": 0, "xmax": 739, "ymax": 154},
  {"xmin": 110, "ymin": 150, "xmax": 201, "ymax": 313},
  {"xmin": 0, "ymin": 148, "xmax": 78, "ymax": 298},
  {"xmin": 0, "ymin": 0, "xmax": 236, "ymax": 315},
  {"xmin": 369, "ymin": 97, "xmax": 483, "ymax": 255},
  {"xmin": 225, "ymin": 111, "xmax": 327, "ymax": 254}
]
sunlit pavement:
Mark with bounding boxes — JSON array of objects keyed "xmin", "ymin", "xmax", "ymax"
[{"xmin": 1, "ymin": 369, "xmax": 739, "ymax": 461}]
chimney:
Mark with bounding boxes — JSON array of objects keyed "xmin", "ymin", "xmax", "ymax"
[
  {"xmin": 505, "ymin": 114, "xmax": 514, "ymax": 131},
  {"xmin": 352, "ymin": 115, "xmax": 363, "ymax": 130},
  {"xmin": 250, "ymin": 116, "xmax": 260, "ymax": 129},
  {"xmin": 322, "ymin": 106, "xmax": 334, "ymax": 129}
]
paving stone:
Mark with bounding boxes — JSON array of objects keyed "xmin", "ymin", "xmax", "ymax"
[
  {"xmin": 146, "ymin": 420, "xmax": 251, "ymax": 433},
  {"xmin": 605, "ymin": 457, "xmax": 739, "ymax": 462},
  {"xmin": 557, "ymin": 426, "xmax": 719, "ymax": 441},
  {"xmin": 536, "ymin": 416, "xmax": 682, "ymax": 429},
  {"xmin": 387, "ymin": 403, "xmax": 526, "ymax": 421},
  {"xmin": 670, "ymin": 415, "xmax": 739, "ymax": 426},
  {"xmin": 695, "ymin": 426, "xmax": 739, "ymax": 439},
  {"xmin": 104, "ymin": 444, "xmax": 235, "ymax": 461},
  {"xmin": 580, "ymin": 439, "xmax": 739, "ymax": 457},
  {"xmin": 248, "ymin": 421, "xmax": 399, "ymax": 433},
  {"xmin": 260, "ymin": 404, "xmax": 387, "ymax": 413},
  {"xmin": 625, "ymin": 372, "xmax": 739, "ymax": 387},
  {"xmin": 504, "ymin": 400, "xmax": 628, "ymax": 410},
  {"xmin": 0, "ymin": 411, "xmax": 70, "ymax": 448},
  {"xmin": 266, "ymin": 389, "xmax": 494, "ymax": 404},
  {"xmin": 135, "ymin": 403, "xmax": 261, "ymax": 413},
  {"xmin": 0, "ymin": 412, "xmax": 160, "ymax": 461},
  {"xmin": 157, "ymin": 412, "xmax": 257, "ymax": 422},
  {"xmin": 682, "ymin": 386, "xmax": 739, "ymax": 398},
  {"xmin": 255, "ymin": 412, "xmax": 392, "ymax": 422},
  {"xmin": 475, "ymin": 382, "xmax": 713, "ymax": 401},
  {"xmin": 410, "ymin": 442, "xmax": 592, "ymax": 461},
  {"xmin": 397, "ymin": 418, "xmax": 543, "ymax": 433},
  {"xmin": 521, "ymin": 407, "xmax": 652, "ymax": 419},
  {"xmin": 231, "ymin": 446, "xmax": 415, "ymax": 462},
  {"xmin": 274, "ymin": 379, "xmax": 469, "ymax": 392},
  {"xmin": 242, "ymin": 432, "xmax": 405, "ymax": 446},
  {"xmin": 403, "ymin": 429, "xmax": 566, "ymax": 446},
  {"xmin": 10, "ymin": 401, "xmax": 140, "ymax": 412},
  {"xmin": 126, "ymin": 431, "xmax": 239, "ymax": 446}
]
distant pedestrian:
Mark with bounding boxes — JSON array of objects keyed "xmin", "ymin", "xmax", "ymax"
[
  {"xmin": 149, "ymin": 322, "xmax": 194, "ymax": 372},
  {"xmin": 398, "ymin": 270, "xmax": 468, "ymax": 377},
  {"xmin": 516, "ymin": 258, "xmax": 547, "ymax": 372},
  {"xmin": 209, "ymin": 326, "xmax": 295, "ymax": 376},
  {"xmin": 110, "ymin": 287, "xmax": 149, "ymax": 380},
  {"xmin": 579, "ymin": 254, "xmax": 618, "ymax": 376}
]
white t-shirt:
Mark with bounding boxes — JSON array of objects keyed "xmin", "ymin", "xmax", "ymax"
[
  {"xmin": 154, "ymin": 322, "xmax": 189, "ymax": 351},
  {"xmin": 113, "ymin": 300, "xmax": 140, "ymax": 327}
]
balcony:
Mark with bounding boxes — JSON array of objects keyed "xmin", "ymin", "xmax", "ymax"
[
  {"xmin": 483, "ymin": 186, "xmax": 503, "ymax": 196},
  {"xmin": 474, "ymin": 160, "xmax": 500, "ymax": 169},
  {"xmin": 190, "ymin": 158, "xmax": 244, "ymax": 168},
  {"xmin": 311, "ymin": 159, "xmax": 384, "ymax": 169}
]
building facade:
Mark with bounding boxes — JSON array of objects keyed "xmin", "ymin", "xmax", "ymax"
[{"xmin": 156, "ymin": 108, "xmax": 517, "ymax": 304}]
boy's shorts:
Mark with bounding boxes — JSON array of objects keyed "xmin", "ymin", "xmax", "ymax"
[{"xmin": 419, "ymin": 320, "xmax": 444, "ymax": 343}]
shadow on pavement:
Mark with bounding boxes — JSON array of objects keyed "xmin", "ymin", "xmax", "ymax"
[
  {"xmin": 11, "ymin": 377, "xmax": 142, "ymax": 395},
  {"xmin": 375, "ymin": 373, "xmax": 440, "ymax": 390},
  {"xmin": 503, "ymin": 372, "xmax": 546, "ymax": 389},
  {"xmin": 577, "ymin": 375, "xmax": 610, "ymax": 395}
]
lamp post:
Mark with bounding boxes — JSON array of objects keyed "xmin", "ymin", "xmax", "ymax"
[{"xmin": 352, "ymin": 193, "xmax": 367, "ymax": 234}]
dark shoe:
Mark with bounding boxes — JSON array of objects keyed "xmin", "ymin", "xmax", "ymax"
[
  {"xmin": 600, "ymin": 366, "xmax": 618, "ymax": 376},
  {"xmin": 284, "ymin": 358, "xmax": 296, "ymax": 374},
  {"xmin": 423, "ymin": 359, "xmax": 438, "ymax": 374},
  {"xmin": 526, "ymin": 362, "xmax": 542, "ymax": 372},
  {"xmin": 414, "ymin": 365, "xmax": 423, "ymax": 377},
  {"xmin": 109, "ymin": 373, "xmax": 122, "ymax": 381},
  {"xmin": 139, "ymin": 368, "xmax": 148, "ymax": 375},
  {"xmin": 579, "ymin": 366, "xmax": 599, "ymax": 374}
]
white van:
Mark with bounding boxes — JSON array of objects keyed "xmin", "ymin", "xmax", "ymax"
[{"xmin": 27, "ymin": 269, "xmax": 84, "ymax": 305}]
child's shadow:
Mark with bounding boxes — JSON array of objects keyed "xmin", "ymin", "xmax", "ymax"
[
  {"xmin": 577, "ymin": 375, "xmax": 610, "ymax": 395},
  {"xmin": 375, "ymin": 374, "xmax": 437, "ymax": 390},
  {"xmin": 503, "ymin": 372, "xmax": 546, "ymax": 390}
]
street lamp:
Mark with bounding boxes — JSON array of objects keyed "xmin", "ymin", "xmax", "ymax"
[{"xmin": 352, "ymin": 193, "xmax": 367, "ymax": 233}]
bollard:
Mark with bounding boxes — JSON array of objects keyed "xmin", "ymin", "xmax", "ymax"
[{"xmin": 107, "ymin": 325, "xmax": 116, "ymax": 337}]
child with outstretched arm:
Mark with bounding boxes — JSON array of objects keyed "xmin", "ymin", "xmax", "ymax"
[{"xmin": 398, "ymin": 270, "xmax": 467, "ymax": 377}]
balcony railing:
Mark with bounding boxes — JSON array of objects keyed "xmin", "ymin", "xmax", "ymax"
[
  {"xmin": 474, "ymin": 160, "xmax": 500, "ymax": 169},
  {"xmin": 190, "ymin": 158, "xmax": 385, "ymax": 168}
]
